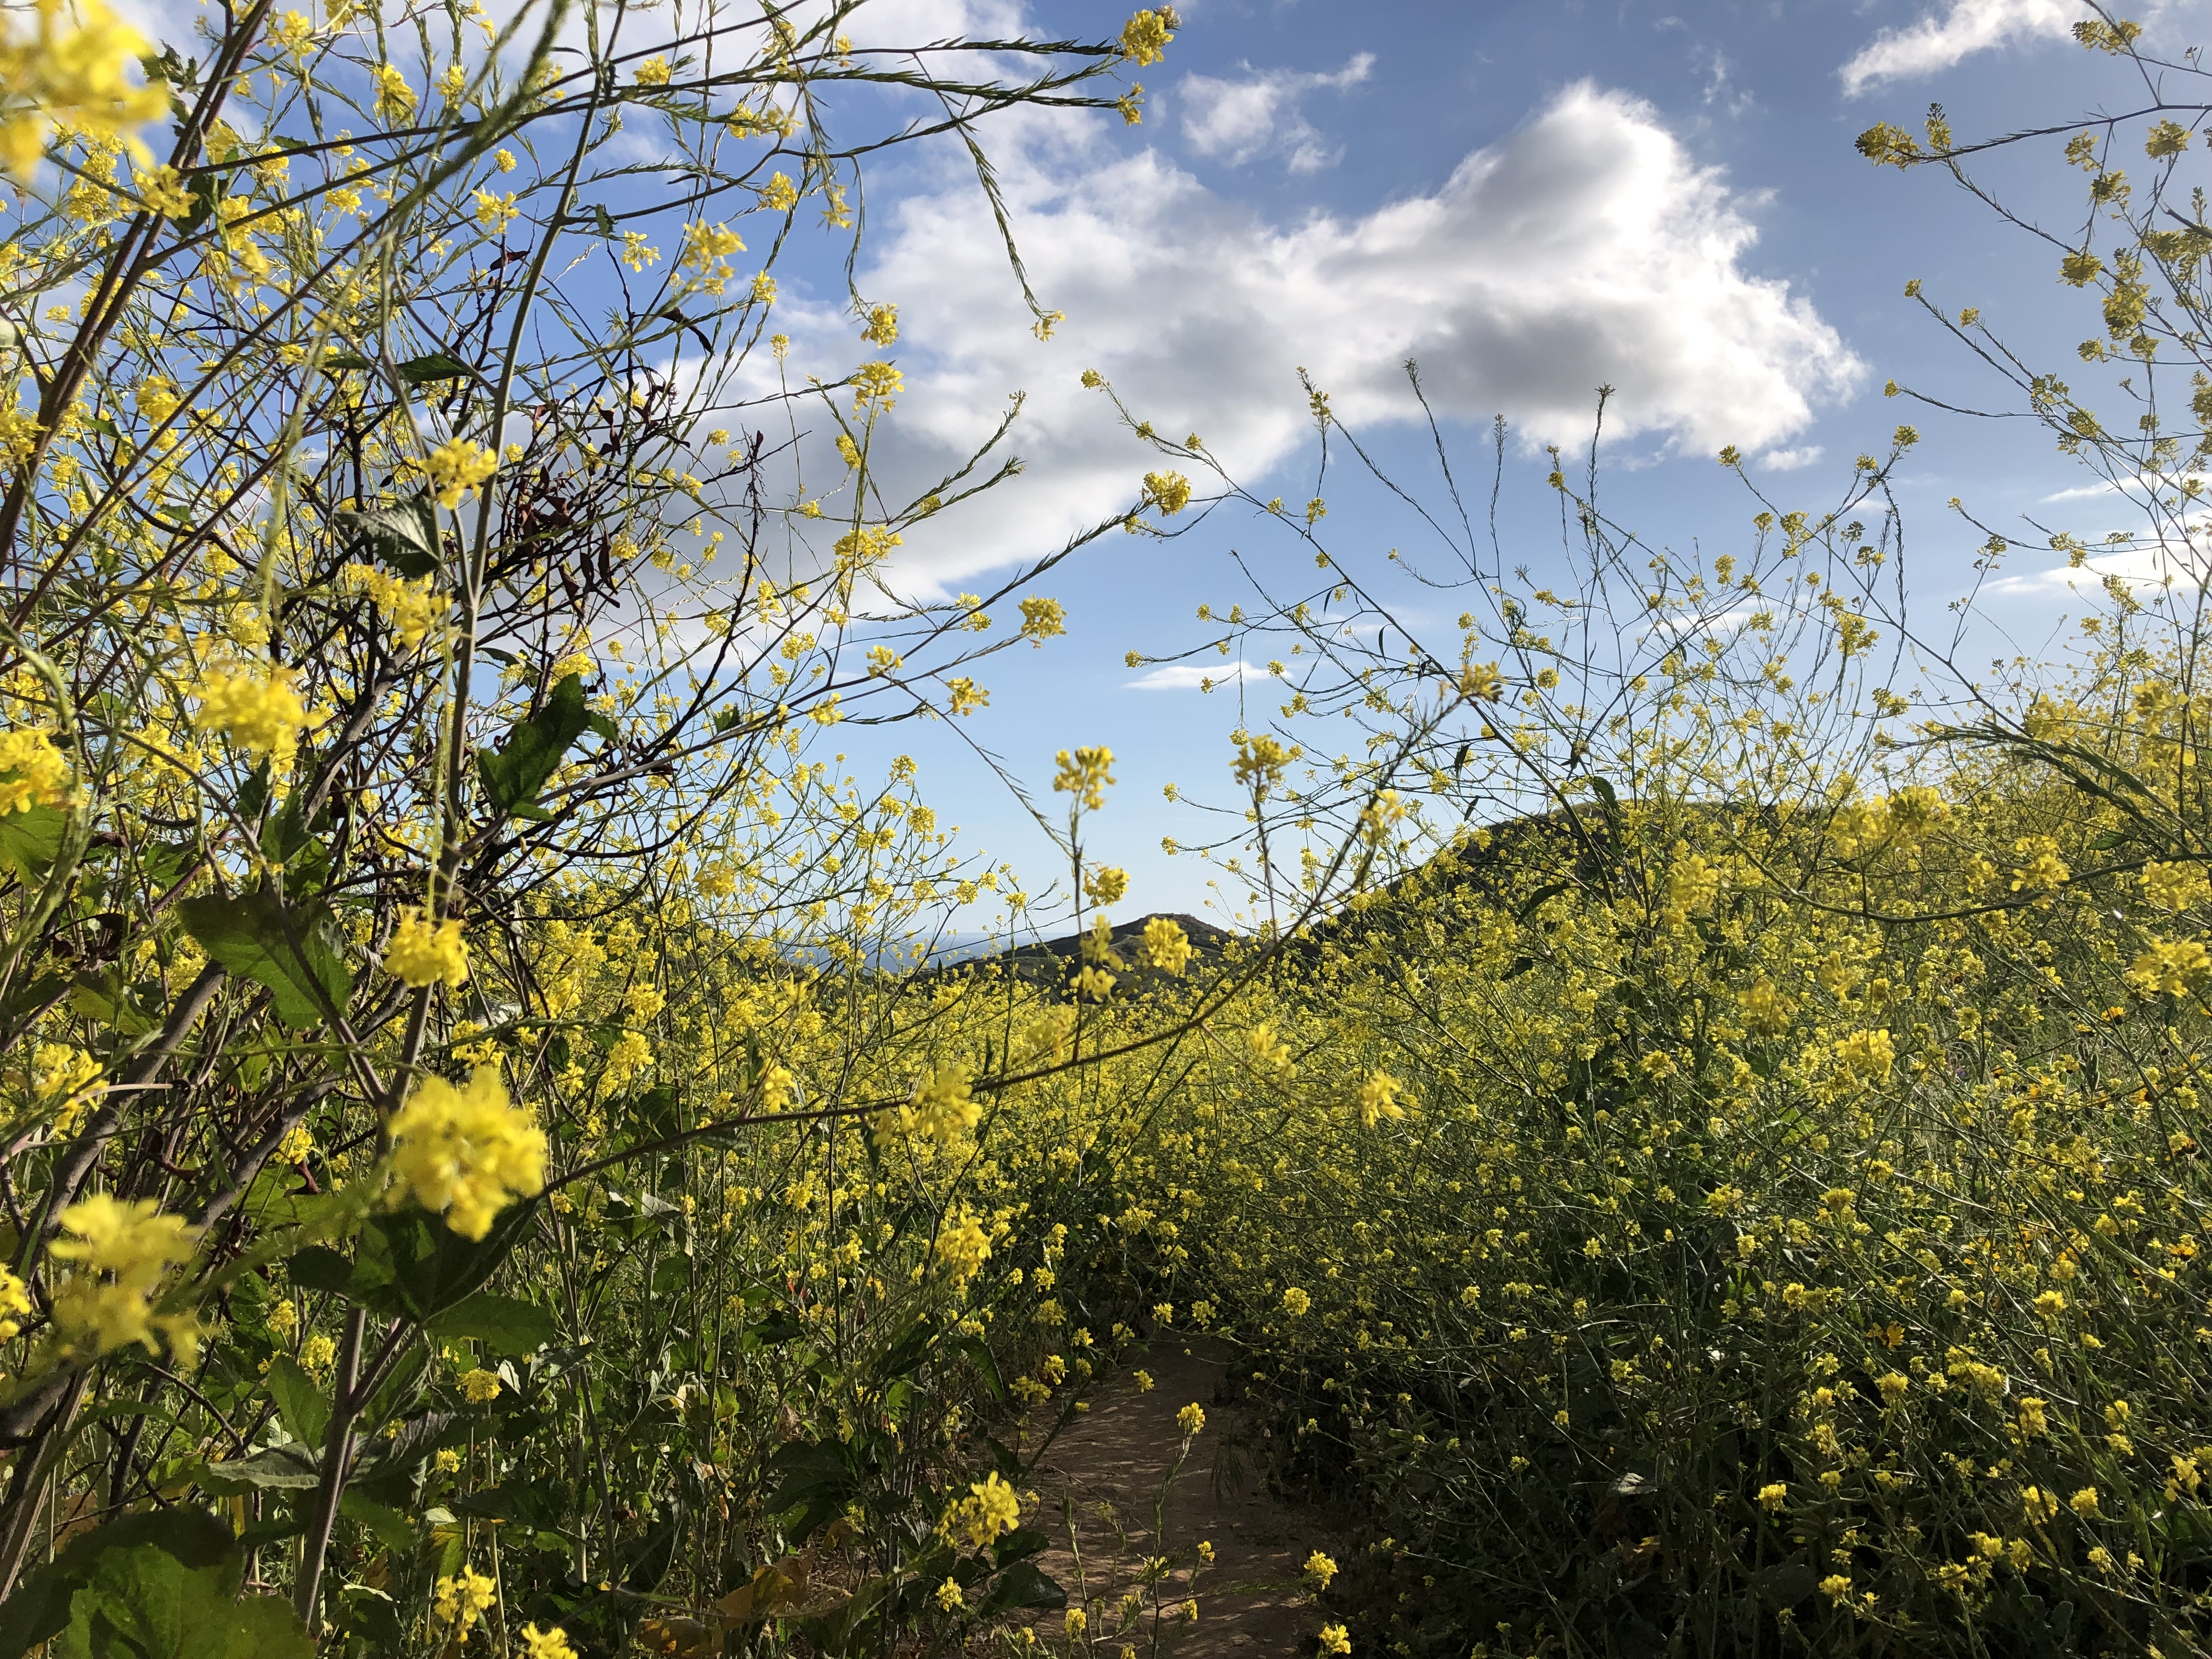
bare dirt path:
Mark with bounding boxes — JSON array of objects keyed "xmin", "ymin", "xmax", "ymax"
[{"xmin": 1012, "ymin": 1338, "xmax": 1335, "ymax": 1656}]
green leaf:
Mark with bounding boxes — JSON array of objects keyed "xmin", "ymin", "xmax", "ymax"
[
  {"xmin": 318, "ymin": 351, "xmax": 373, "ymax": 372},
  {"xmin": 232, "ymin": 1515, "xmax": 307, "ymax": 1553},
  {"xmin": 396, "ymin": 352, "xmax": 471, "ymax": 385},
  {"xmin": 55, "ymin": 1545, "xmax": 312, "ymax": 1659},
  {"xmin": 286, "ymin": 1245, "xmax": 354, "ymax": 1296},
  {"xmin": 766, "ymin": 1441, "xmax": 855, "ymax": 1542},
  {"xmin": 1515, "ymin": 881, "xmax": 1570, "ymax": 923},
  {"xmin": 794, "ymin": 1573, "xmax": 889, "ymax": 1655},
  {"xmin": 449, "ymin": 1478, "xmax": 571, "ymax": 1528},
  {"xmin": 263, "ymin": 1355, "xmax": 328, "ymax": 1446},
  {"xmin": 198, "ymin": 1442, "xmax": 322, "ymax": 1493},
  {"xmin": 873, "ymin": 1317, "xmax": 935, "ymax": 1381},
  {"xmin": 424, "ymin": 1290, "xmax": 557, "ymax": 1356},
  {"xmin": 650, "ymin": 1253, "xmax": 690, "ymax": 1296},
  {"xmin": 332, "ymin": 1586, "xmax": 403, "ymax": 1656},
  {"xmin": 68, "ymin": 969, "xmax": 156, "ymax": 1036},
  {"xmin": 350, "ymin": 1204, "xmax": 537, "ymax": 1323},
  {"xmin": 1757, "ymin": 1560, "xmax": 1818, "ymax": 1607},
  {"xmin": 945, "ymin": 1334, "xmax": 1007, "ymax": 1403},
  {"xmin": 177, "ymin": 890, "xmax": 351, "ymax": 1031},
  {"xmin": 974, "ymin": 1559, "xmax": 1065, "ymax": 1617},
  {"xmin": 991, "ymin": 1527, "xmax": 1048, "ymax": 1570},
  {"xmin": 180, "ymin": 171, "xmax": 221, "ymax": 234},
  {"xmin": 0, "ymin": 970, "xmax": 65, "ymax": 1033},
  {"xmin": 620, "ymin": 1082, "xmax": 682, "ymax": 1147},
  {"xmin": 351, "ymin": 1412, "xmax": 465, "ymax": 1500},
  {"xmin": 235, "ymin": 761, "xmax": 272, "ymax": 825},
  {"xmin": 338, "ymin": 1491, "xmax": 416, "ymax": 1552},
  {"xmin": 333, "ymin": 495, "xmax": 440, "ymax": 579},
  {"xmin": 261, "ymin": 791, "xmax": 325, "ymax": 868},
  {"xmin": 0, "ymin": 804, "xmax": 67, "ymax": 879},
  {"xmin": 475, "ymin": 674, "xmax": 592, "ymax": 818},
  {"xmin": 0, "ymin": 1509, "xmax": 237, "ymax": 1659},
  {"xmin": 619, "ymin": 1502, "xmax": 683, "ymax": 1593},
  {"xmin": 741, "ymin": 1308, "xmax": 805, "ymax": 1350},
  {"xmin": 361, "ymin": 1340, "xmax": 430, "ymax": 1432}
]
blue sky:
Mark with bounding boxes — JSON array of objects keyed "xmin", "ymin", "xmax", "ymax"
[
  {"xmin": 758, "ymin": 0, "xmax": 2196, "ymax": 930},
  {"xmin": 130, "ymin": 0, "xmax": 2177, "ymax": 929}
]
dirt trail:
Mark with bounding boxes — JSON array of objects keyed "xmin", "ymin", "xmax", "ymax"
[{"xmin": 1013, "ymin": 1338, "xmax": 1333, "ymax": 1656}]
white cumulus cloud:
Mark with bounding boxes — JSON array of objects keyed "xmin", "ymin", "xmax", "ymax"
[
  {"xmin": 1178, "ymin": 53, "xmax": 1375, "ymax": 171},
  {"xmin": 1838, "ymin": 0, "xmax": 2090, "ymax": 95},
  {"xmin": 755, "ymin": 81, "xmax": 1861, "ymax": 590},
  {"xmin": 1759, "ymin": 445, "xmax": 1826, "ymax": 472}
]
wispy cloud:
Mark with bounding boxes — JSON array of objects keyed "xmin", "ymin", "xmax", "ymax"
[
  {"xmin": 1126, "ymin": 661, "xmax": 1257, "ymax": 691},
  {"xmin": 1839, "ymin": 0, "xmax": 2089, "ymax": 96},
  {"xmin": 1178, "ymin": 53, "xmax": 1375, "ymax": 172},
  {"xmin": 1984, "ymin": 534, "xmax": 2212, "ymax": 597}
]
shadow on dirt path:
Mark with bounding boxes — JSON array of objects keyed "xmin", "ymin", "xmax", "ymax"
[{"xmin": 1013, "ymin": 1336, "xmax": 1334, "ymax": 1656}]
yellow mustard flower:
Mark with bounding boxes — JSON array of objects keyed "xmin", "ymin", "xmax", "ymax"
[
  {"xmin": 383, "ymin": 908, "xmax": 469, "ymax": 989},
  {"xmin": 386, "ymin": 1065, "xmax": 547, "ymax": 1240}
]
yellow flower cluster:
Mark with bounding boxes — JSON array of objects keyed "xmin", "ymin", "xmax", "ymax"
[
  {"xmin": 941, "ymin": 1470, "xmax": 1020, "ymax": 1549},
  {"xmin": 1119, "ymin": 8, "xmax": 1177, "ymax": 67},
  {"xmin": 383, "ymin": 908, "xmax": 470, "ymax": 989},
  {"xmin": 877, "ymin": 1064, "xmax": 980, "ymax": 1147},
  {"xmin": 2129, "ymin": 937, "xmax": 2212, "ymax": 997},
  {"xmin": 31, "ymin": 1041, "xmax": 101, "ymax": 1132},
  {"xmin": 342, "ymin": 562, "xmax": 448, "ymax": 649},
  {"xmin": 0, "ymin": 0, "xmax": 167, "ymax": 177},
  {"xmin": 1052, "ymin": 745, "xmax": 1116, "ymax": 810},
  {"xmin": 424, "ymin": 437, "xmax": 496, "ymax": 510},
  {"xmin": 0, "ymin": 1262, "xmax": 30, "ymax": 1340},
  {"xmin": 932, "ymin": 1209, "xmax": 991, "ymax": 1284},
  {"xmin": 48, "ymin": 1194, "xmax": 200, "ymax": 1361},
  {"xmin": 191, "ymin": 664, "xmax": 309, "ymax": 760},
  {"xmin": 1232, "ymin": 733, "xmax": 1294, "ymax": 794},
  {"xmin": 1083, "ymin": 865, "xmax": 1129, "ymax": 907},
  {"xmin": 1356, "ymin": 1070, "xmax": 1405, "ymax": 1127},
  {"xmin": 679, "ymin": 221, "xmax": 744, "ymax": 295},
  {"xmin": 851, "ymin": 361, "xmax": 903, "ymax": 411},
  {"xmin": 432, "ymin": 1570, "xmax": 496, "ymax": 1638},
  {"xmin": 1018, "ymin": 596, "xmax": 1066, "ymax": 644},
  {"xmin": 459, "ymin": 1365, "xmax": 503, "ymax": 1402},
  {"xmin": 0, "ymin": 726, "xmax": 68, "ymax": 814},
  {"xmin": 1142, "ymin": 470, "xmax": 1192, "ymax": 515},
  {"xmin": 369, "ymin": 61, "xmax": 414, "ymax": 122},
  {"xmin": 1142, "ymin": 915, "xmax": 1192, "ymax": 973},
  {"xmin": 386, "ymin": 1066, "xmax": 546, "ymax": 1240},
  {"xmin": 2145, "ymin": 861, "xmax": 2212, "ymax": 911},
  {"xmin": 1832, "ymin": 1026, "xmax": 1895, "ymax": 1080}
]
